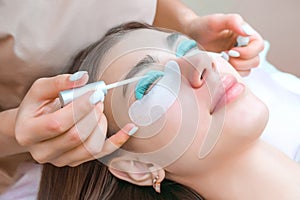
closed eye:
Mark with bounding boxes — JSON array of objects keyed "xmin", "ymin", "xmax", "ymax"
[
  {"xmin": 176, "ymin": 39, "xmax": 198, "ymax": 57},
  {"xmin": 123, "ymin": 55, "xmax": 158, "ymax": 96},
  {"xmin": 135, "ymin": 70, "xmax": 164, "ymax": 100}
]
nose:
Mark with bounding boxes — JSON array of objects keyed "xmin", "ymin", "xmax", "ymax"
[{"xmin": 173, "ymin": 51, "xmax": 217, "ymax": 88}]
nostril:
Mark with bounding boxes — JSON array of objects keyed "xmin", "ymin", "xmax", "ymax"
[
  {"xmin": 200, "ymin": 68, "xmax": 207, "ymax": 81},
  {"xmin": 190, "ymin": 67, "xmax": 206, "ymax": 88},
  {"xmin": 211, "ymin": 62, "xmax": 217, "ymax": 72}
]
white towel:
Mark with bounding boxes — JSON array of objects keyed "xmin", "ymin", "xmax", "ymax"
[{"xmin": 244, "ymin": 41, "xmax": 300, "ymax": 162}]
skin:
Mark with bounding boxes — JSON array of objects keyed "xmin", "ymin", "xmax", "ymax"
[
  {"xmin": 99, "ymin": 29, "xmax": 267, "ymax": 155},
  {"xmin": 0, "ymin": 0, "xmax": 265, "ymax": 195},
  {"xmin": 89, "ymin": 29, "xmax": 300, "ymax": 199},
  {"xmin": 154, "ymin": 0, "xmax": 264, "ymax": 75},
  {"xmin": 14, "ymin": 73, "xmax": 136, "ymax": 167},
  {"xmin": 1, "ymin": 7, "xmax": 263, "ymax": 169}
]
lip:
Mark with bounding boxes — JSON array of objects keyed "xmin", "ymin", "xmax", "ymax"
[{"xmin": 210, "ymin": 74, "xmax": 245, "ymax": 114}]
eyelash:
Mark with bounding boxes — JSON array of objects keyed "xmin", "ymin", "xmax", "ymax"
[
  {"xmin": 135, "ymin": 70, "xmax": 164, "ymax": 100},
  {"xmin": 176, "ymin": 39, "xmax": 198, "ymax": 57},
  {"xmin": 134, "ymin": 39, "xmax": 197, "ymax": 100}
]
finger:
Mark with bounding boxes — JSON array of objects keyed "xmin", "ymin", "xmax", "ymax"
[
  {"xmin": 28, "ymin": 71, "xmax": 89, "ymax": 101},
  {"xmin": 24, "ymin": 92, "xmax": 103, "ymax": 144},
  {"xmin": 208, "ymin": 14, "xmax": 247, "ymax": 36},
  {"xmin": 68, "ymin": 123, "xmax": 138, "ymax": 167},
  {"xmin": 237, "ymin": 70, "xmax": 251, "ymax": 77},
  {"xmin": 229, "ymin": 56, "xmax": 260, "ymax": 72},
  {"xmin": 232, "ymin": 36, "xmax": 265, "ymax": 59},
  {"xmin": 49, "ymin": 114, "xmax": 108, "ymax": 167},
  {"xmin": 30, "ymin": 104, "xmax": 104, "ymax": 163},
  {"xmin": 43, "ymin": 98, "xmax": 62, "ymax": 113},
  {"xmin": 97, "ymin": 123, "xmax": 138, "ymax": 157}
]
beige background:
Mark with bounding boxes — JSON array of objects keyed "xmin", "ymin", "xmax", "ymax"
[{"xmin": 182, "ymin": 0, "xmax": 300, "ymax": 77}]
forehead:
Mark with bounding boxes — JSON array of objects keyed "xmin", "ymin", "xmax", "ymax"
[
  {"xmin": 101, "ymin": 29, "xmax": 170, "ymax": 64},
  {"xmin": 99, "ymin": 29, "xmax": 175, "ymax": 81},
  {"xmin": 119, "ymin": 28, "xmax": 172, "ymax": 49}
]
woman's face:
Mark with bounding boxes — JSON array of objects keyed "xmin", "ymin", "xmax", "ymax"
[{"xmin": 97, "ymin": 28, "xmax": 268, "ymax": 178}]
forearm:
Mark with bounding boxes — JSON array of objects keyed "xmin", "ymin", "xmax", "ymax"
[
  {"xmin": 153, "ymin": 0, "xmax": 198, "ymax": 35},
  {"xmin": 0, "ymin": 108, "xmax": 27, "ymax": 157}
]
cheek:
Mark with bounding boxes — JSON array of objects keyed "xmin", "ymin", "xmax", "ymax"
[
  {"xmin": 106, "ymin": 88, "xmax": 133, "ymax": 130},
  {"xmin": 125, "ymin": 87, "xmax": 212, "ymax": 166},
  {"xmin": 151, "ymin": 85, "xmax": 213, "ymax": 162},
  {"xmin": 180, "ymin": 88, "xmax": 218, "ymax": 159},
  {"xmin": 214, "ymin": 57, "xmax": 244, "ymax": 82},
  {"xmin": 128, "ymin": 100, "xmax": 183, "ymax": 152}
]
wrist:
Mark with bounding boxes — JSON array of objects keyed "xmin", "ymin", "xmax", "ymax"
[
  {"xmin": 182, "ymin": 13, "xmax": 199, "ymax": 37},
  {"xmin": 0, "ymin": 107, "xmax": 28, "ymax": 157},
  {"xmin": 153, "ymin": 0, "xmax": 198, "ymax": 34},
  {"xmin": 182, "ymin": 14, "xmax": 199, "ymax": 39}
]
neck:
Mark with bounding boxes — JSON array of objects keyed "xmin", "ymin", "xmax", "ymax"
[{"xmin": 183, "ymin": 141, "xmax": 300, "ymax": 200}]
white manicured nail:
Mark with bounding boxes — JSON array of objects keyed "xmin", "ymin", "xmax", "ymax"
[
  {"xmin": 242, "ymin": 24, "xmax": 255, "ymax": 35},
  {"xmin": 220, "ymin": 51, "xmax": 229, "ymax": 61},
  {"xmin": 127, "ymin": 126, "xmax": 138, "ymax": 136},
  {"xmin": 69, "ymin": 71, "xmax": 88, "ymax": 81},
  {"xmin": 295, "ymin": 146, "xmax": 300, "ymax": 163},
  {"xmin": 89, "ymin": 90, "xmax": 105, "ymax": 105},
  {"xmin": 228, "ymin": 50, "xmax": 240, "ymax": 57},
  {"xmin": 236, "ymin": 36, "xmax": 250, "ymax": 47}
]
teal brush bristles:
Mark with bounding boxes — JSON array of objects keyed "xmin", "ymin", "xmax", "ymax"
[
  {"xmin": 176, "ymin": 39, "xmax": 197, "ymax": 57},
  {"xmin": 135, "ymin": 70, "xmax": 164, "ymax": 100}
]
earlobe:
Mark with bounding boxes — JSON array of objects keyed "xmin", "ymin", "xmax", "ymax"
[{"xmin": 108, "ymin": 157, "xmax": 165, "ymax": 187}]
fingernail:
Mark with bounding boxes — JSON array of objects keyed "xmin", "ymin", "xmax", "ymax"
[
  {"xmin": 242, "ymin": 24, "xmax": 255, "ymax": 36},
  {"xmin": 236, "ymin": 36, "xmax": 250, "ymax": 47},
  {"xmin": 127, "ymin": 126, "xmax": 138, "ymax": 136},
  {"xmin": 69, "ymin": 71, "xmax": 88, "ymax": 81},
  {"xmin": 89, "ymin": 90, "xmax": 105, "ymax": 105},
  {"xmin": 228, "ymin": 50, "xmax": 240, "ymax": 57},
  {"xmin": 220, "ymin": 51, "xmax": 229, "ymax": 61}
]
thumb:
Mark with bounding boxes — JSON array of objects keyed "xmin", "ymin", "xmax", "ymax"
[{"xmin": 29, "ymin": 71, "xmax": 89, "ymax": 101}]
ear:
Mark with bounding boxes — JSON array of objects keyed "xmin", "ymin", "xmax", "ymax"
[{"xmin": 108, "ymin": 157, "xmax": 165, "ymax": 186}]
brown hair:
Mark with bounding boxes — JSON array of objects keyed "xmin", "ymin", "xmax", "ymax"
[{"xmin": 38, "ymin": 22, "xmax": 204, "ymax": 200}]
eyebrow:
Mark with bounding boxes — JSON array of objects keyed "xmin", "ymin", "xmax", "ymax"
[{"xmin": 122, "ymin": 55, "xmax": 157, "ymax": 96}]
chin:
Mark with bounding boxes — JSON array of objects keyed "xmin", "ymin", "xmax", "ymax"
[{"xmin": 224, "ymin": 88, "xmax": 269, "ymax": 142}]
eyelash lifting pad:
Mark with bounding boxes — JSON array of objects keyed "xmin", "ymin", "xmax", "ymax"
[
  {"xmin": 176, "ymin": 39, "xmax": 197, "ymax": 57},
  {"xmin": 59, "ymin": 76, "xmax": 145, "ymax": 107},
  {"xmin": 128, "ymin": 60, "xmax": 181, "ymax": 126}
]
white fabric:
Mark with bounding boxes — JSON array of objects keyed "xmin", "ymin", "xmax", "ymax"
[
  {"xmin": 0, "ymin": 0, "xmax": 157, "ymax": 110},
  {"xmin": 0, "ymin": 162, "xmax": 42, "ymax": 200},
  {"xmin": 244, "ymin": 41, "xmax": 300, "ymax": 162}
]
